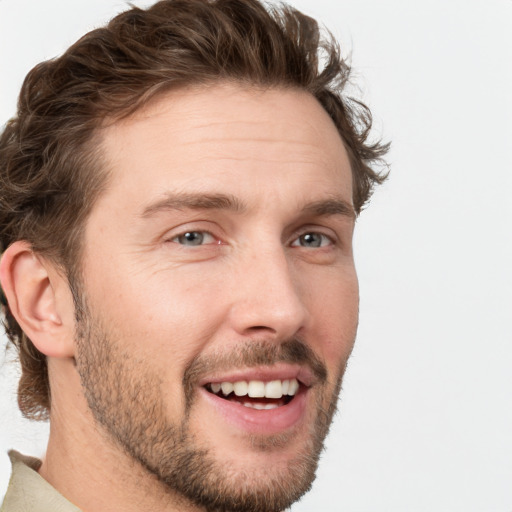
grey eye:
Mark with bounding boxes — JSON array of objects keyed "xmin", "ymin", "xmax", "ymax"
[
  {"xmin": 175, "ymin": 231, "xmax": 207, "ymax": 246},
  {"xmin": 292, "ymin": 232, "xmax": 331, "ymax": 248}
]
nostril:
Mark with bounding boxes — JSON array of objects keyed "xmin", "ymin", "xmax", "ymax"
[
  {"xmin": 246, "ymin": 325, "xmax": 277, "ymax": 334},
  {"xmin": 228, "ymin": 285, "xmax": 307, "ymax": 340}
]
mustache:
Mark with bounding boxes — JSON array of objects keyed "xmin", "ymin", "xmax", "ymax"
[{"xmin": 183, "ymin": 338, "xmax": 327, "ymax": 399}]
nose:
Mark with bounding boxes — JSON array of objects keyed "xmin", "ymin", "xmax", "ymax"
[{"xmin": 227, "ymin": 244, "xmax": 308, "ymax": 340}]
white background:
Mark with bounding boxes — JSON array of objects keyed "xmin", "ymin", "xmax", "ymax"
[{"xmin": 1, "ymin": 1, "xmax": 511, "ymax": 510}]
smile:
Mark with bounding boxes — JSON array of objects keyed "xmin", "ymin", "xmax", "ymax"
[
  {"xmin": 198, "ymin": 365, "xmax": 314, "ymax": 433},
  {"xmin": 205, "ymin": 378, "xmax": 300, "ymax": 410}
]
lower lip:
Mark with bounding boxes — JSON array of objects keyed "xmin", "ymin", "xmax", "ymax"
[{"xmin": 200, "ymin": 387, "xmax": 309, "ymax": 434}]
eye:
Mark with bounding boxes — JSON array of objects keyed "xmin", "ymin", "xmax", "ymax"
[
  {"xmin": 171, "ymin": 231, "xmax": 216, "ymax": 246},
  {"xmin": 291, "ymin": 232, "xmax": 333, "ymax": 248}
]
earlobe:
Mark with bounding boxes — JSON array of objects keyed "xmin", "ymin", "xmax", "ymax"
[{"xmin": 0, "ymin": 241, "xmax": 75, "ymax": 358}]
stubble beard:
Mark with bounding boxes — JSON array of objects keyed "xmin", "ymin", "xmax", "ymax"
[{"xmin": 73, "ymin": 294, "xmax": 348, "ymax": 512}]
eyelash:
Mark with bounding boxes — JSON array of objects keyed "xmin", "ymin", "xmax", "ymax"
[
  {"xmin": 169, "ymin": 230, "xmax": 219, "ymax": 247},
  {"xmin": 291, "ymin": 232, "xmax": 334, "ymax": 248}
]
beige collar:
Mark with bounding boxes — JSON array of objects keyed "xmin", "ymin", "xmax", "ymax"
[{"xmin": 1, "ymin": 451, "xmax": 81, "ymax": 512}]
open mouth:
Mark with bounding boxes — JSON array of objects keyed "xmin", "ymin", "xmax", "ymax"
[{"xmin": 205, "ymin": 378, "xmax": 301, "ymax": 410}]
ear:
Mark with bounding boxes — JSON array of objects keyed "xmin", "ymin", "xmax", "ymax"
[{"xmin": 0, "ymin": 241, "xmax": 76, "ymax": 358}]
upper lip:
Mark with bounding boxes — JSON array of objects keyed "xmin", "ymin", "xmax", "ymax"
[{"xmin": 198, "ymin": 363, "xmax": 316, "ymax": 388}]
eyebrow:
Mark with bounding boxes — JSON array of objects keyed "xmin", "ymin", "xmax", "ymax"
[
  {"xmin": 141, "ymin": 192, "xmax": 355, "ymax": 219},
  {"xmin": 301, "ymin": 198, "xmax": 356, "ymax": 219},
  {"xmin": 141, "ymin": 192, "xmax": 247, "ymax": 218}
]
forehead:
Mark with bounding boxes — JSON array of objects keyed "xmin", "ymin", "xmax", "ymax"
[{"xmin": 95, "ymin": 83, "xmax": 353, "ymax": 214}]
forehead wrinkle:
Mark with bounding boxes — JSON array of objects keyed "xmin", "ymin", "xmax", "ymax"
[
  {"xmin": 161, "ymin": 110, "xmax": 338, "ymax": 149},
  {"xmin": 140, "ymin": 192, "xmax": 247, "ymax": 219},
  {"xmin": 175, "ymin": 138, "xmax": 344, "ymax": 170},
  {"xmin": 178, "ymin": 136, "xmax": 322, "ymax": 145}
]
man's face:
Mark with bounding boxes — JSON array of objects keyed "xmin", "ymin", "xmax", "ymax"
[{"xmin": 75, "ymin": 83, "xmax": 358, "ymax": 511}]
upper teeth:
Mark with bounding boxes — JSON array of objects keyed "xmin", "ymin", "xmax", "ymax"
[{"xmin": 209, "ymin": 378, "xmax": 299, "ymax": 399}]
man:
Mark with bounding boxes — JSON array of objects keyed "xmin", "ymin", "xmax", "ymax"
[{"xmin": 0, "ymin": 0, "xmax": 388, "ymax": 510}]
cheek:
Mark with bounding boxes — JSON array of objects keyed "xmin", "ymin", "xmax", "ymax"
[
  {"xmin": 91, "ymin": 262, "xmax": 230, "ymax": 362},
  {"xmin": 307, "ymin": 268, "xmax": 359, "ymax": 370}
]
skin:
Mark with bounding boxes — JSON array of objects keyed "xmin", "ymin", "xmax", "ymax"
[{"xmin": 2, "ymin": 83, "xmax": 359, "ymax": 511}]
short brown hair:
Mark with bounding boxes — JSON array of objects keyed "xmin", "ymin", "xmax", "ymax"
[{"xmin": 0, "ymin": 0, "xmax": 389, "ymax": 420}]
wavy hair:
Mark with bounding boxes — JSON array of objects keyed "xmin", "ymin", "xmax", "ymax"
[{"xmin": 0, "ymin": 0, "xmax": 389, "ymax": 420}]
